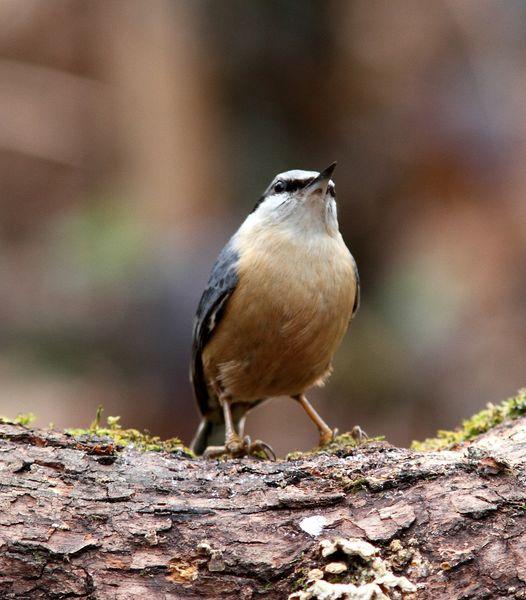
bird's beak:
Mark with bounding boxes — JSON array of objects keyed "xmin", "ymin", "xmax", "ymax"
[{"xmin": 305, "ymin": 162, "xmax": 337, "ymax": 196}]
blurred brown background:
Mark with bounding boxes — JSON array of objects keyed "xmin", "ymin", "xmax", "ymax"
[{"xmin": 1, "ymin": 0, "xmax": 525, "ymax": 455}]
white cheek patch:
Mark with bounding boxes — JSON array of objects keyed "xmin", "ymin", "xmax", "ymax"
[
  {"xmin": 244, "ymin": 193, "xmax": 291, "ymax": 226},
  {"xmin": 261, "ymin": 192, "xmax": 288, "ymax": 212}
]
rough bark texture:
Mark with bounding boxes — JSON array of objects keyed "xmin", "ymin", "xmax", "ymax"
[{"xmin": 0, "ymin": 417, "xmax": 525, "ymax": 599}]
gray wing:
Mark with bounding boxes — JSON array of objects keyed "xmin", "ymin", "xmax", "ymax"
[
  {"xmin": 191, "ymin": 240, "xmax": 239, "ymax": 415},
  {"xmin": 351, "ymin": 257, "xmax": 360, "ymax": 318}
]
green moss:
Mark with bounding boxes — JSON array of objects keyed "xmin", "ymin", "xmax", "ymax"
[
  {"xmin": 0, "ymin": 413, "xmax": 36, "ymax": 426},
  {"xmin": 66, "ymin": 405, "xmax": 192, "ymax": 455},
  {"xmin": 287, "ymin": 433, "xmax": 385, "ymax": 460},
  {"xmin": 326, "ymin": 432, "xmax": 385, "ymax": 454},
  {"xmin": 412, "ymin": 388, "xmax": 526, "ymax": 451}
]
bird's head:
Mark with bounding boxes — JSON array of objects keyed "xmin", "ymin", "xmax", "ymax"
[{"xmin": 248, "ymin": 162, "xmax": 340, "ymax": 236}]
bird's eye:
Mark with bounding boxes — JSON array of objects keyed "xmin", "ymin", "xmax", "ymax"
[{"xmin": 273, "ymin": 180, "xmax": 285, "ymax": 193}]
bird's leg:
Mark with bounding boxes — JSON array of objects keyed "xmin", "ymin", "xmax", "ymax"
[
  {"xmin": 237, "ymin": 415, "xmax": 246, "ymax": 438},
  {"xmin": 203, "ymin": 394, "xmax": 275, "ymax": 460},
  {"xmin": 222, "ymin": 396, "xmax": 276, "ymax": 459},
  {"xmin": 221, "ymin": 394, "xmax": 246, "ymax": 456},
  {"xmin": 234, "ymin": 406, "xmax": 275, "ymax": 458},
  {"xmin": 293, "ymin": 393, "xmax": 336, "ymax": 446}
]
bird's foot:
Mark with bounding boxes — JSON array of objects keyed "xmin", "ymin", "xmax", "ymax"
[
  {"xmin": 203, "ymin": 435, "xmax": 276, "ymax": 461},
  {"xmin": 244, "ymin": 436, "xmax": 277, "ymax": 461},
  {"xmin": 350, "ymin": 425, "xmax": 368, "ymax": 444},
  {"xmin": 318, "ymin": 427, "xmax": 338, "ymax": 446}
]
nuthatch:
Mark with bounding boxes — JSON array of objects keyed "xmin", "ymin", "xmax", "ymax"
[{"xmin": 190, "ymin": 163, "xmax": 360, "ymax": 459}]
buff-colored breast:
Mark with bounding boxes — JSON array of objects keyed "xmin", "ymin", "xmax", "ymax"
[{"xmin": 202, "ymin": 226, "xmax": 357, "ymax": 402}]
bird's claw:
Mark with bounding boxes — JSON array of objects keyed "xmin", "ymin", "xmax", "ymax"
[
  {"xmin": 203, "ymin": 445, "xmax": 229, "ymax": 459},
  {"xmin": 317, "ymin": 426, "xmax": 368, "ymax": 448},
  {"xmin": 246, "ymin": 437, "xmax": 276, "ymax": 461},
  {"xmin": 350, "ymin": 425, "xmax": 368, "ymax": 444},
  {"xmin": 203, "ymin": 435, "xmax": 276, "ymax": 461},
  {"xmin": 318, "ymin": 427, "xmax": 338, "ymax": 446}
]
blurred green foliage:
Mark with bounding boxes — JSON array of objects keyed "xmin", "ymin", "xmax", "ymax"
[{"xmin": 0, "ymin": 413, "xmax": 36, "ymax": 427}]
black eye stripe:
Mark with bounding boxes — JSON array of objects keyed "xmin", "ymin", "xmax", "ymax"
[
  {"xmin": 282, "ymin": 178, "xmax": 313, "ymax": 192},
  {"xmin": 253, "ymin": 177, "xmax": 336, "ymax": 212},
  {"xmin": 281, "ymin": 179, "xmax": 336, "ymax": 194},
  {"xmin": 270, "ymin": 178, "xmax": 316, "ymax": 194}
]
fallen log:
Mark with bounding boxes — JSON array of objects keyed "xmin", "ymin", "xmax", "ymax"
[{"xmin": 0, "ymin": 392, "xmax": 525, "ymax": 599}]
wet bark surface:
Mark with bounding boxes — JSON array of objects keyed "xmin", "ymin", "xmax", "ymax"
[{"xmin": 0, "ymin": 418, "xmax": 525, "ymax": 599}]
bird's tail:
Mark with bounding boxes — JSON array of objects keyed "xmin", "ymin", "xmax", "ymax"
[{"xmin": 190, "ymin": 418, "xmax": 225, "ymax": 455}]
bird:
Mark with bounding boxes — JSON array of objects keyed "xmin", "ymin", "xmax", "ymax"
[{"xmin": 190, "ymin": 162, "xmax": 361, "ymax": 459}]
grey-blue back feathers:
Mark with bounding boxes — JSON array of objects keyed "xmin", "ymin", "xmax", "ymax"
[{"xmin": 191, "ymin": 240, "xmax": 239, "ymax": 415}]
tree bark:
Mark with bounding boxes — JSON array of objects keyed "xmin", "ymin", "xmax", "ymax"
[{"xmin": 0, "ymin": 416, "xmax": 525, "ymax": 599}]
